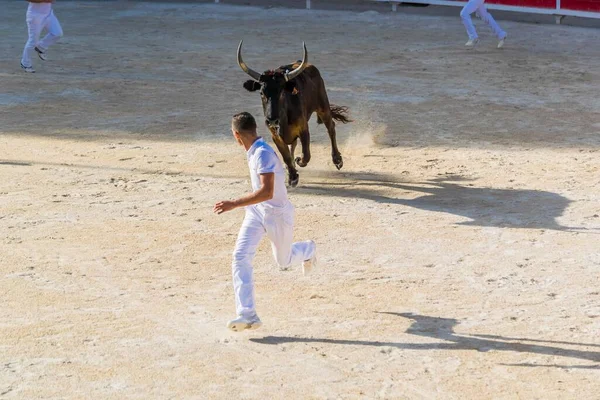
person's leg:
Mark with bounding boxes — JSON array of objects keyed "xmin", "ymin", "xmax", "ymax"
[
  {"xmin": 264, "ymin": 206, "xmax": 315, "ymax": 270},
  {"xmin": 460, "ymin": 0, "xmax": 484, "ymax": 41},
  {"xmin": 231, "ymin": 207, "xmax": 265, "ymax": 318},
  {"xmin": 21, "ymin": 10, "xmax": 45, "ymax": 68},
  {"xmin": 38, "ymin": 10, "xmax": 63, "ymax": 52},
  {"xmin": 476, "ymin": 4, "xmax": 507, "ymax": 40}
]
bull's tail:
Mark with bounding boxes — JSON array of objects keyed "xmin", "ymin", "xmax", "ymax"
[
  {"xmin": 317, "ymin": 104, "xmax": 352, "ymax": 125},
  {"xmin": 331, "ymin": 105, "xmax": 352, "ymax": 124}
]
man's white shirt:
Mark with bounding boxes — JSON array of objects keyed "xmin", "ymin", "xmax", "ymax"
[{"xmin": 246, "ymin": 137, "xmax": 290, "ymax": 211}]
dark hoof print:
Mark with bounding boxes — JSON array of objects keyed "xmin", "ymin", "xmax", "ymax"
[{"xmin": 295, "ymin": 157, "xmax": 307, "ymax": 168}]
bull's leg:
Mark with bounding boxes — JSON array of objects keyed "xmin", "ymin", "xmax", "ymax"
[
  {"xmin": 318, "ymin": 110, "xmax": 343, "ymax": 170},
  {"xmin": 290, "ymin": 138, "xmax": 298, "ymax": 164},
  {"xmin": 295, "ymin": 128, "xmax": 311, "ymax": 168},
  {"xmin": 272, "ymin": 133, "xmax": 299, "ymax": 187}
]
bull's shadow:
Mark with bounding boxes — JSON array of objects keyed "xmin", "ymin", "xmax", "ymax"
[
  {"xmin": 297, "ymin": 172, "xmax": 575, "ymax": 231},
  {"xmin": 250, "ymin": 313, "xmax": 600, "ymax": 368}
]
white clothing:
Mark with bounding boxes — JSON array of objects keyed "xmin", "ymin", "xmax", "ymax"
[
  {"xmin": 246, "ymin": 137, "xmax": 289, "ymax": 211},
  {"xmin": 232, "ymin": 139, "xmax": 316, "ymax": 318},
  {"xmin": 460, "ymin": 0, "xmax": 506, "ymax": 40},
  {"xmin": 21, "ymin": 3, "xmax": 63, "ymax": 68},
  {"xmin": 28, "ymin": 2, "xmax": 52, "ymax": 14}
]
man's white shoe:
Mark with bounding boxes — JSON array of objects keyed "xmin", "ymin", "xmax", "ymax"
[
  {"xmin": 20, "ymin": 63, "xmax": 35, "ymax": 73},
  {"xmin": 227, "ymin": 315, "xmax": 262, "ymax": 332},
  {"xmin": 35, "ymin": 47, "xmax": 47, "ymax": 61},
  {"xmin": 302, "ymin": 241, "xmax": 317, "ymax": 276},
  {"xmin": 465, "ymin": 38, "xmax": 479, "ymax": 47},
  {"xmin": 497, "ymin": 35, "xmax": 507, "ymax": 49}
]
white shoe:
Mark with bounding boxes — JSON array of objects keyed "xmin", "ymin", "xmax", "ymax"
[
  {"xmin": 497, "ymin": 35, "xmax": 507, "ymax": 49},
  {"xmin": 465, "ymin": 38, "xmax": 479, "ymax": 47},
  {"xmin": 302, "ymin": 241, "xmax": 317, "ymax": 276},
  {"xmin": 20, "ymin": 63, "xmax": 35, "ymax": 73},
  {"xmin": 227, "ymin": 314, "xmax": 262, "ymax": 332},
  {"xmin": 35, "ymin": 47, "xmax": 47, "ymax": 61}
]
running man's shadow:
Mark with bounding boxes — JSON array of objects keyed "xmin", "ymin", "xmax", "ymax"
[
  {"xmin": 250, "ymin": 313, "xmax": 600, "ymax": 369},
  {"xmin": 0, "ymin": 161, "xmax": 32, "ymax": 166},
  {"xmin": 297, "ymin": 172, "xmax": 576, "ymax": 231}
]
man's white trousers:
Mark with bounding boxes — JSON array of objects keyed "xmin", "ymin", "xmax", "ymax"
[
  {"xmin": 232, "ymin": 204, "xmax": 315, "ymax": 318},
  {"xmin": 460, "ymin": 0, "xmax": 506, "ymax": 40},
  {"xmin": 22, "ymin": 4, "xmax": 63, "ymax": 68}
]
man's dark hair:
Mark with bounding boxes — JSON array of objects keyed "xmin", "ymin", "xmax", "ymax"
[{"xmin": 232, "ymin": 112, "xmax": 257, "ymax": 135}]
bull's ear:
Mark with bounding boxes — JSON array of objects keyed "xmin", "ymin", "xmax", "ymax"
[
  {"xmin": 284, "ymin": 81, "xmax": 298, "ymax": 95},
  {"xmin": 243, "ymin": 80, "xmax": 261, "ymax": 92}
]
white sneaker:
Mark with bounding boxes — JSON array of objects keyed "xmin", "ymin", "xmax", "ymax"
[
  {"xmin": 227, "ymin": 314, "xmax": 262, "ymax": 332},
  {"xmin": 302, "ymin": 241, "xmax": 317, "ymax": 276},
  {"xmin": 35, "ymin": 47, "xmax": 47, "ymax": 61},
  {"xmin": 497, "ymin": 35, "xmax": 507, "ymax": 49},
  {"xmin": 465, "ymin": 38, "xmax": 479, "ymax": 47},
  {"xmin": 20, "ymin": 63, "xmax": 35, "ymax": 73}
]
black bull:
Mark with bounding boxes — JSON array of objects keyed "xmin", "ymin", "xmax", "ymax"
[{"xmin": 237, "ymin": 41, "xmax": 351, "ymax": 187}]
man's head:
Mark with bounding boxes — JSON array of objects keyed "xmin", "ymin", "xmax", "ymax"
[{"xmin": 231, "ymin": 112, "xmax": 257, "ymax": 146}]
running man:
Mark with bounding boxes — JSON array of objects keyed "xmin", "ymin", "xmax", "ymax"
[
  {"xmin": 214, "ymin": 112, "xmax": 317, "ymax": 332},
  {"xmin": 21, "ymin": 0, "xmax": 64, "ymax": 73},
  {"xmin": 460, "ymin": 0, "xmax": 507, "ymax": 48}
]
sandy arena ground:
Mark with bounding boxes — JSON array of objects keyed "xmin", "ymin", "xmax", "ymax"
[{"xmin": 1, "ymin": 1, "xmax": 600, "ymax": 398}]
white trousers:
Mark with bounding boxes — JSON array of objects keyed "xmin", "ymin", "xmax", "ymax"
[
  {"xmin": 460, "ymin": 0, "xmax": 506, "ymax": 40},
  {"xmin": 232, "ymin": 204, "xmax": 315, "ymax": 318},
  {"xmin": 21, "ymin": 4, "xmax": 63, "ymax": 68}
]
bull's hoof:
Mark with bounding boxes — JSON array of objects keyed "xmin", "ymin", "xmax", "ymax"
[
  {"xmin": 295, "ymin": 157, "xmax": 308, "ymax": 168},
  {"xmin": 289, "ymin": 175, "xmax": 299, "ymax": 188},
  {"xmin": 333, "ymin": 155, "xmax": 344, "ymax": 170}
]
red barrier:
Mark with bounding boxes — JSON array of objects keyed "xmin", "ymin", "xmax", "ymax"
[
  {"xmin": 487, "ymin": 0, "xmax": 555, "ymax": 8},
  {"xmin": 561, "ymin": 0, "xmax": 600, "ymax": 12},
  {"xmin": 373, "ymin": 0, "xmax": 600, "ymax": 19}
]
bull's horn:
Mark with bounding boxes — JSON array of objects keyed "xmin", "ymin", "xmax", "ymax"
[
  {"xmin": 284, "ymin": 42, "xmax": 308, "ymax": 82},
  {"xmin": 237, "ymin": 40, "xmax": 262, "ymax": 81}
]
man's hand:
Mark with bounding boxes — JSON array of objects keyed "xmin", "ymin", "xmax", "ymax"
[
  {"xmin": 213, "ymin": 173, "xmax": 274, "ymax": 215},
  {"xmin": 213, "ymin": 200, "xmax": 237, "ymax": 215}
]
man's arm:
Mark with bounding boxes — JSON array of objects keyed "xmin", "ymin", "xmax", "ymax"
[{"xmin": 213, "ymin": 173, "xmax": 274, "ymax": 214}]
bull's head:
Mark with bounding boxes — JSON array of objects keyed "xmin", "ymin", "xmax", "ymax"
[{"xmin": 237, "ymin": 40, "xmax": 308, "ymax": 132}]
